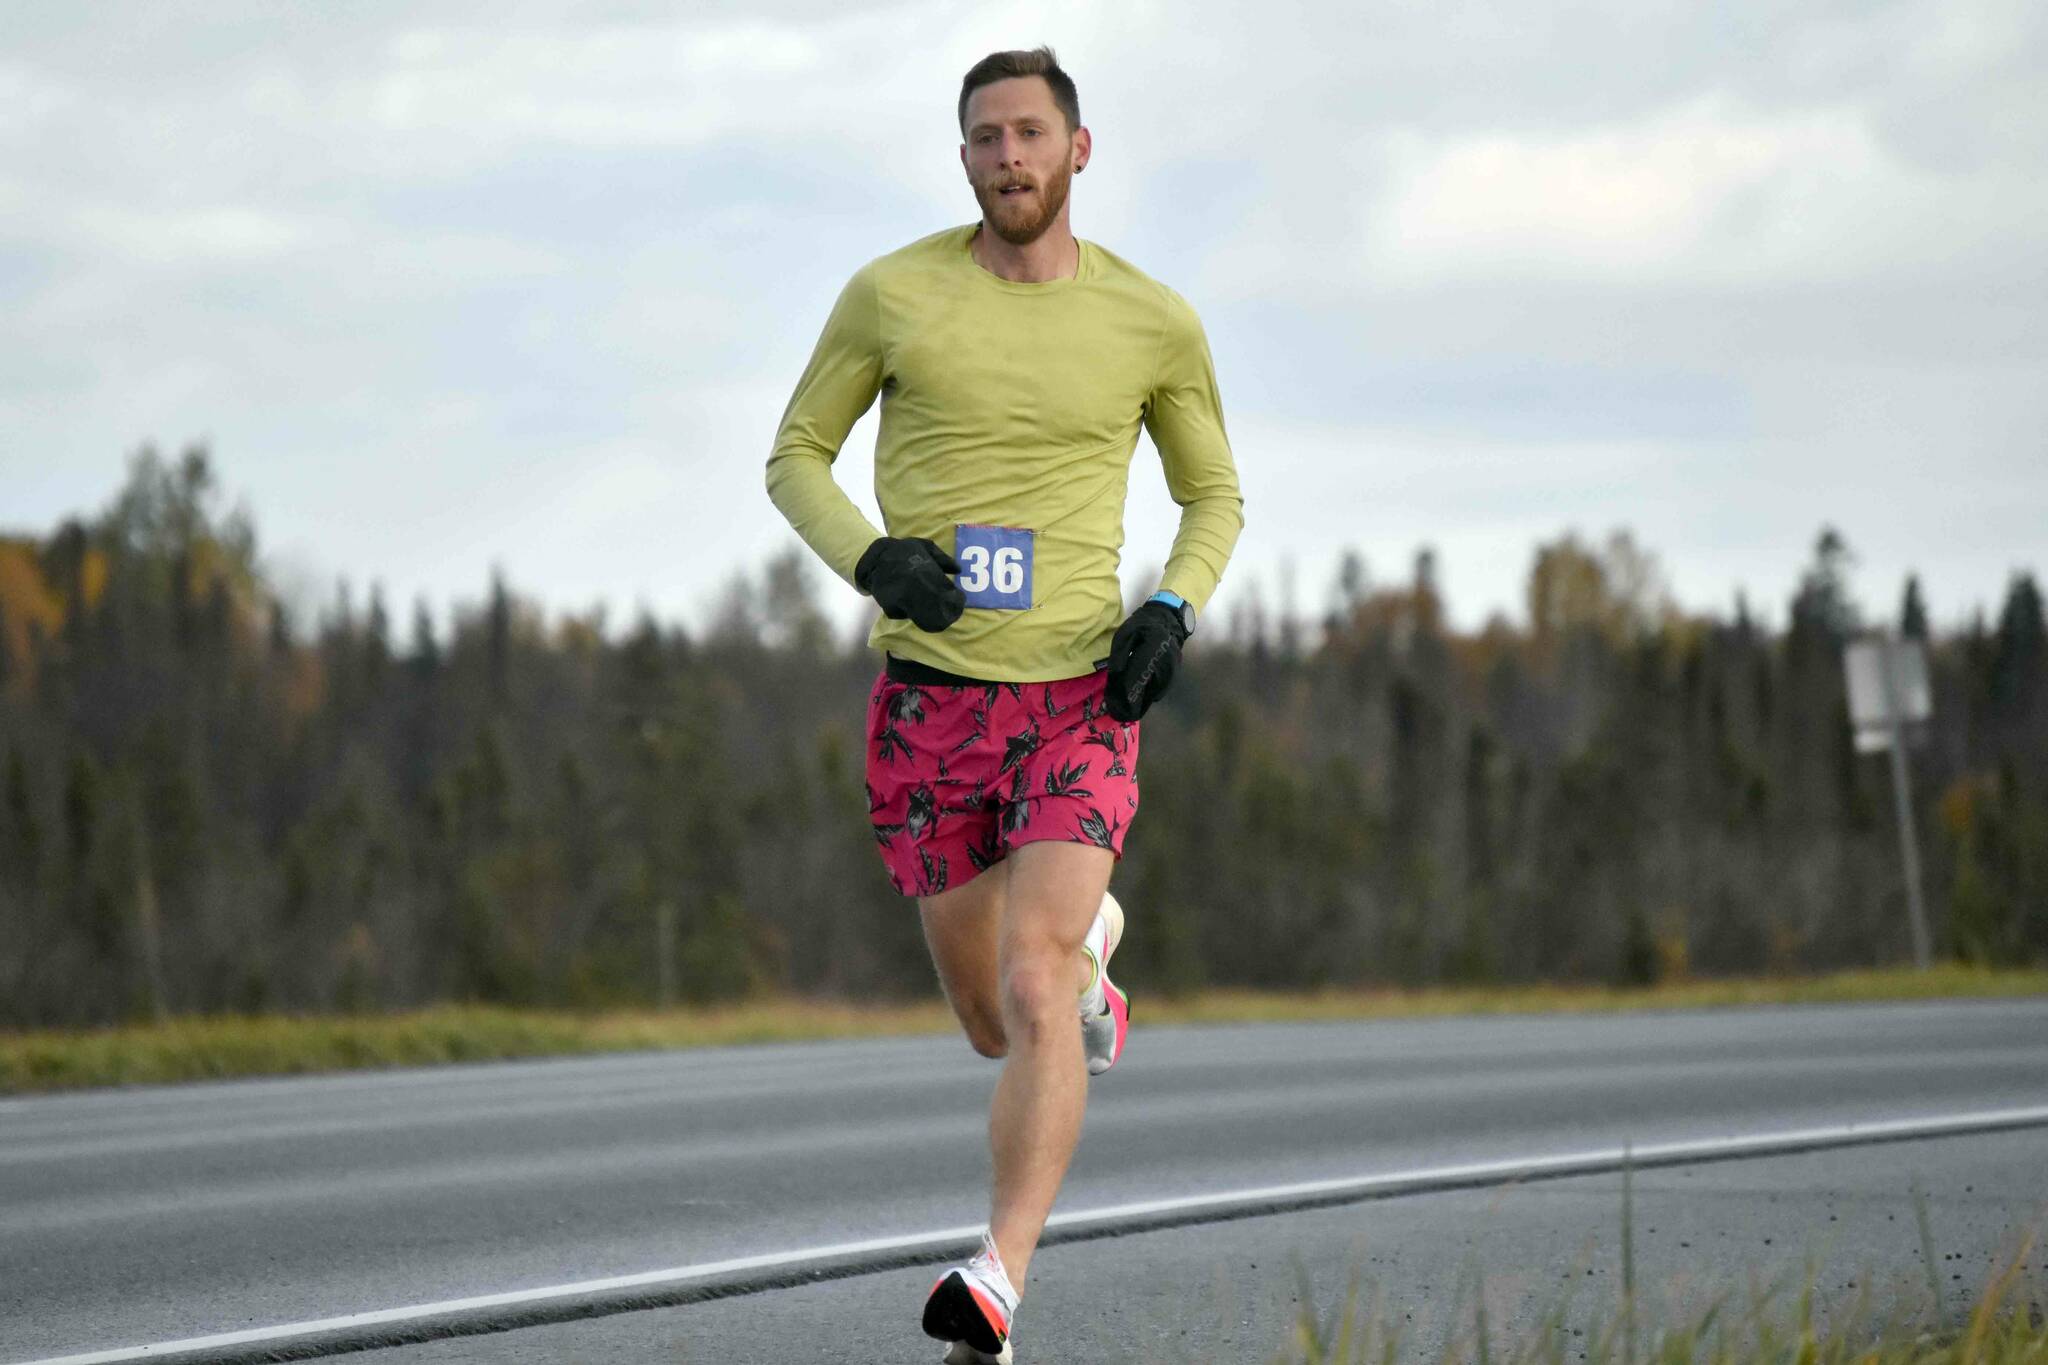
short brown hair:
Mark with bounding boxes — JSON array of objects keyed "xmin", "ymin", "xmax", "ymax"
[{"xmin": 958, "ymin": 46, "xmax": 1080, "ymax": 136}]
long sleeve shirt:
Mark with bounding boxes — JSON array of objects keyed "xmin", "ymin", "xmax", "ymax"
[{"xmin": 765, "ymin": 224, "xmax": 1244, "ymax": 682}]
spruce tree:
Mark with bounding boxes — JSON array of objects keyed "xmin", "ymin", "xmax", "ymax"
[{"xmin": 1900, "ymin": 574, "xmax": 1930, "ymax": 641}]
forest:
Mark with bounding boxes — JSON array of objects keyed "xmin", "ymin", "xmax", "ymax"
[{"xmin": 1, "ymin": 447, "xmax": 2042, "ymax": 1029}]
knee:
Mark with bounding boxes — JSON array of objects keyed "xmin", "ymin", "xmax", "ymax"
[
  {"xmin": 945, "ymin": 990, "xmax": 1007, "ymax": 1058},
  {"xmin": 955, "ymin": 998, "xmax": 1008, "ymax": 1058},
  {"xmin": 965, "ymin": 1022, "xmax": 1009, "ymax": 1060},
  {"xmin": 1000, "ymin": 955, "xmax": 1072, "ymax": 1033}
]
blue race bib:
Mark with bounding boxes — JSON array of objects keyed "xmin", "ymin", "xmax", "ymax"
[{"xmin": 954, "ymin": 524, "xmax": 1033, "ymax": 610}]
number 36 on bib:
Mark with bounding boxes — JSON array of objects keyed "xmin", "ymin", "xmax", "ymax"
[{"xmin": 953, "ymin": 524, "xmax": 1033, "ymax": 611}]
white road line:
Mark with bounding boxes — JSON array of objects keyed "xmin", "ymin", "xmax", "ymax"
[
  {"xmin": 18, "ymin": 1102, "xmax": 2048, "ymax": 1365},
  {"xmin": 1047, "ymin": 1103, "xmax": 2048, "ymax": 1230},
  {"xmin": 12, "ymin": 1222, "xmax": 992, "ymax": 1365}
]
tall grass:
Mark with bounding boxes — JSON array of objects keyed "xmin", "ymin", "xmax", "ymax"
[{"xmin": 1269, "ymin": 1175, "xmax": 2046, "ymax": 1365}]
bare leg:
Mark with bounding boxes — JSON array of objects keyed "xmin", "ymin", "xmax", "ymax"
[
  {"xmin": 919, "ymin": 865, "xmax": 1010, "ymax": 1059},
  {"xmin": 921, "ymin": 862, "xmax": 1101, "ymax": 1063},
  {"xmin": 984, "ymin": 840, "xmax": 1113, "ymax": 1287}
]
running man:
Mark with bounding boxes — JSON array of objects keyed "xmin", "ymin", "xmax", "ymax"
[{"xmin": 764, "ymin": 46, "xmax": 1243, "ymax": 1362}]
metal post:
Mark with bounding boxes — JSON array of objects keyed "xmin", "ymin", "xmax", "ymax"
[{"xmin": 1878, "ymin": 648, "xmax": 1932, "ymax": 969}]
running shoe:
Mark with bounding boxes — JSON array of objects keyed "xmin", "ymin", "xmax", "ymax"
[
  {"xmin": 1081, "ymin": 974, "xmax": 1129, "ymax": 1076},
  {"xmin": 923, "ymin": 1233, "xmax": 1018, "ymax": 1362},
  {"xmin": 1081, "ymin": 890, "xmax": 1128, "ymax": 1076}
]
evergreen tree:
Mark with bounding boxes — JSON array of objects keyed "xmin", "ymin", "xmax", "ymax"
[
  {"xmin": 1990, "ymin": 573, "xmax": 2044, "ymax": 710},
  {"xmin": 1790, "ymin": 527, "xmax": 1859, "ymax": 641},
  {"xmin": 761, "ymin": 546, "xmax": 832, "ymax": 659},
  {"xmin": 485, "ymin": 568, "xmax": 512, "ymax": 707},
  {"xmin": 409, "ymin": 598, "xmax": 440, "ymax": 678},
  {"xmin": 4, "ymin": 748, "xmax": 38, "ymax": 876},
  {"xmin": 1901, "ymin": 574, "xmax": 1930, "ymax": 641},
  {"xmin": 365, "ymin": 585, "xmax": 392, "ymax": 695},
  {"xmin": 3, "ymin": 452, "xmax": 2043, "ymax": 1027},
  {"xmin": 268, "ymin": 596, "xmax": 293, "ymax": 655}
]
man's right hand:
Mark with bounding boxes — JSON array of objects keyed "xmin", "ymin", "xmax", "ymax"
[{"xmin": 855, "ymin": 536, "xmax": 966, "ymax": 632}]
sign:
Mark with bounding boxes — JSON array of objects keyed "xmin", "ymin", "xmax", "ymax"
[
  {"xmin": 1843, "ymin": 632, "xmax": 1934, "ymax": 969},
  {"xmin": 954, "ymin": 524, "xmax": 1033, "ymax": 611},
  {"xmin": 1845, "ymin": 636, "xmax": 1930, "ymax": 753}
]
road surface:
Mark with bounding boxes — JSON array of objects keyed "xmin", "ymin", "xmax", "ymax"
[{"xmin": 4, "ymin": 999, "xmax": 2044, "ymax": 1362}]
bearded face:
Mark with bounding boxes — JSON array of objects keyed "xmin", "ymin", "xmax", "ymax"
[
  {"xmin": 960, "ymin": 75, "xmax": 1087, "ymax": 249},
  {"xmin": 971, "ymin": 147, "xmax": 1074, "ymax": 246}
]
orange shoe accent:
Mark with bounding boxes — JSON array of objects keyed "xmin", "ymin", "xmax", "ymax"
[{"xmin": 967, "ymin": 1282, "xmax": 1010, "ymax": 1340}]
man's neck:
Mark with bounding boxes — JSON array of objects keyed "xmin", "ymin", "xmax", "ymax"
[{"xmin": 970, "ymin": 221, "xmax": 1080, "ymax": 283}]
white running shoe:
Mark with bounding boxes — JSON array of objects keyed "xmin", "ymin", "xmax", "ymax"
[
  {"xmin": 1080, "ymin": 890, "xmax": 1128, "ymax": 1076},
  {"xmin": 923, "ymin": 1232, "xmax": 1018, "ymax": 1362}
]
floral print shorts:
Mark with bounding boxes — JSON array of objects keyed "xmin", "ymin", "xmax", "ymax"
[{"xmin": 863, "ymin": 666, "xmax": 1141, "ymax": 897}]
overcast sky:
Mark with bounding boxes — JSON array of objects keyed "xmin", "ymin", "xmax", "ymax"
[{"xmin": 4, "ymin": 0, "xmax": 2042, "ymax": 640}]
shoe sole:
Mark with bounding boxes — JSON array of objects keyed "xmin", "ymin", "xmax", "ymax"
[
  {"xmin": 943, "ymin": 1340, "xmax": 1014, "ymax": 1365},
  {"xmin": 923, "ymin": 1272, "xmax": 1009, "ymax": 1356},
  {"xmin": 1083, "ymin": 890, "xmax": 1130, "ymax": 1077}
]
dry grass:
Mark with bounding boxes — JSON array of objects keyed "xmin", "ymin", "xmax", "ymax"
[
  {"xmin": 1273, "ymin": 1257, "xmax": 2048, "ymax": 1365},
  {"xmin": 1141, "ymin": 964, "xmax": 2048, "ymax": 1026},
  {"xmin": 3, "ymin": 965, "xmax": 2042, "ymax": 1095},
  {"xmin": 0, "ymin": 999, "xmax": 954, "ymax": 1094},
  {"xmin": 1270, "ymin": 1178, "xmax": 2047, "ymax": 1365}
]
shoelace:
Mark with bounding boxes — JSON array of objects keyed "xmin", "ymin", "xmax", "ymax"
[{"xmin": 967, "ymin": 1232, "xmax": 1020, "ymax": 1312}]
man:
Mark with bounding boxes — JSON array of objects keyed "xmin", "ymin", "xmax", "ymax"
[{"xmin": 764, "ymin": 46, "xmax": 1243, "ymax": 1363}]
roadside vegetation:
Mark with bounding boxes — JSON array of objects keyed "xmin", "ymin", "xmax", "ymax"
[
  {"xmin": 1270, "ymin": 1179, "xmax": 2045, "ymax": 1365},
  {"xmin": 3, "ymin": 964, "xmax": 2041, "ymax": 1095},
  {"xmin": 1272, "ymin": 1253, "xmax": 2048, "ymax": 1365},
  {"xmin": 4, "ymin": 452, "xmax": 2046, "ymax": 1039}
]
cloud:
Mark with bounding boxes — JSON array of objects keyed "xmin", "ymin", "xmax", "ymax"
[
  {"xmin": 1374, "ymin": 99, "xmax": 1865, "ymax": 283},
  {"xmin": 0, "ymin": 0, "xmax": 2039, "ymax": 646},
  {"xmin": 67, "ymin": 203, "xmax": 332, "ymax": 264},
  {"xmin": 365, "ymin": 21, "xmax": 827, "ymax": 150}
]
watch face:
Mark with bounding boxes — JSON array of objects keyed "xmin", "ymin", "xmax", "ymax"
[{"xmin": 1177, "ymin": 601, "xmax": 1196, "ymax": 635}]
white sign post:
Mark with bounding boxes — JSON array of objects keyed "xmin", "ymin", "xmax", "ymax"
[{"xmin": 1843, "ymin": 635, "xmax": 1933, "ymax": 969}]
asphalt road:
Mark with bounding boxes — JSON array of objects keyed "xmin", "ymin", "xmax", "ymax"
[
  {"xmin": 4, "ymin": 999, "xmax": 2045, "ymax": 1363},
  {"xmin": 343, "ymin": 1127, "xmax": 2048, "ymax": 1364}
]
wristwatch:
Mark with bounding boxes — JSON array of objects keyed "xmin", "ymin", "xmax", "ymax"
[{"xmin": 1147, "ymin": 589, "xmax": 1195, "ymax": 637}]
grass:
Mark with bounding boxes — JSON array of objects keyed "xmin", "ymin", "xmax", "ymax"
[
  {"xmin": 1271, "ymin": 1167, "xmax": 2047, "ymax": 1364},
  {"xmin": 0, "ymin": 998, "xmax": 956, "ymax": 1094},
  {"xmin": 1140, "ymin": 965, "xmax": 2048, "ymax": 1026},
  {"xmin": 2, "ymin": 963, "xmax": 2043, "ymax": 1096},
  {"xmin": 1271, "ymin": 1247, "xmax": 2048, "ymax": 1365}
]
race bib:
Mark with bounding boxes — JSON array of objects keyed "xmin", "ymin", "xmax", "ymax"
[{"xmin": 954, "ymin": 524, "xmax": 1033, "ymax": 610}]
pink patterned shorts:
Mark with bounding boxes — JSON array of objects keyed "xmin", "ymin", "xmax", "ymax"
[{"xmin": 863, "ymin": 665, "xmax": 1141, "ymax": 897}]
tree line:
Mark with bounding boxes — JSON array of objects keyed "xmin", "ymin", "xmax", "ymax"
[{"xmin": 0, "ymin": 448, "xmax": 2042, "ymax": 1028}]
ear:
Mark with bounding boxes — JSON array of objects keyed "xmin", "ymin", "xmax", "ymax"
[
  {"xmin": 1072, "ymin": 124, "xmax": 1092, "ymax": 174},
  {"xmin": 959, "ymin": 142, "xmax": 970, "ymax": 178}
]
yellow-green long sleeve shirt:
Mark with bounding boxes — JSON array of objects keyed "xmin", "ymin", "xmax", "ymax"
[{"xmin": 765, "ymin": 225, "xmax": 1245, "ymax": 683}]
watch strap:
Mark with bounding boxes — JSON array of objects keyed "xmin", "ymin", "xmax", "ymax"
[{"xmin": 1147, "ymin": 589, "xmax": 1194, "ymax": 636}]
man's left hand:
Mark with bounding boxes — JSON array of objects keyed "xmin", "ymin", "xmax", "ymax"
[{"xmin": 1104, "ymin": 600, "xmax": 1189, "ymax": 722}]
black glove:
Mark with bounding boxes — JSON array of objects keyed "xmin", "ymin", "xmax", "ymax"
[
  {"xmin": 1104, "ymin": 600, "xmax": 1189, "ymax": 722},
  {"xmin": 855, "ymin": 536, "xmax": 965, "ymax": 633}
]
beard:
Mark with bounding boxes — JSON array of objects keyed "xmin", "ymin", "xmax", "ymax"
[{"xmin": 973, "ymin": 157, "xmax": 1073, "ymax": 246}]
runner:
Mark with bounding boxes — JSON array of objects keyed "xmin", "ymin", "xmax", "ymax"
[{"xmin": 764, "ymin": 46, "xmax": 1243, "ymax": 1362}]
